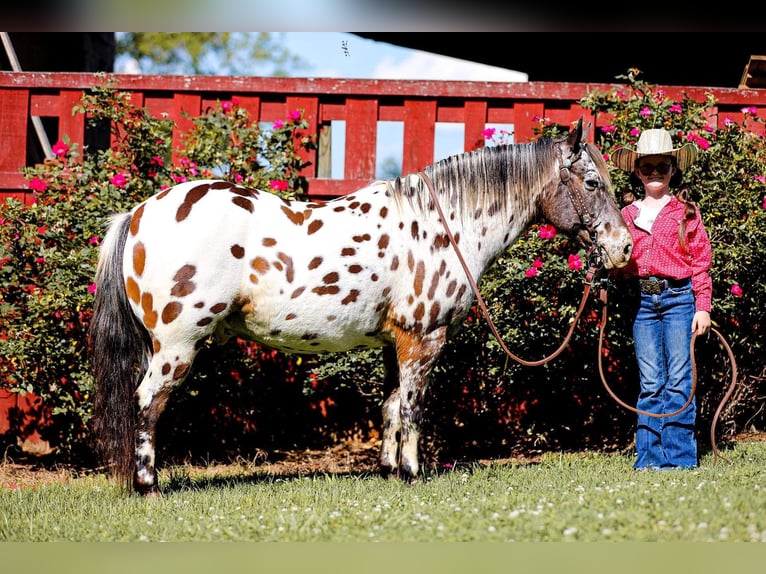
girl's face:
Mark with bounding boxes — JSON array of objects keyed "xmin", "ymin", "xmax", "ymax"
[{"xmin": 636, "ymin": 154, "xmax": 674, "ymax": 194}]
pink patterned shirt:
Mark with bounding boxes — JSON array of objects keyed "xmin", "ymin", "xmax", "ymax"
[{"xmin": 616, "ymin": 195, "xmax": 713, "ymax": 312}]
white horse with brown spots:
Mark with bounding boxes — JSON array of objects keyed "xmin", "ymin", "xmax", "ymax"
[{"xmin": 88, "ymin": 119, "xmax": 632, "ymax": 495}]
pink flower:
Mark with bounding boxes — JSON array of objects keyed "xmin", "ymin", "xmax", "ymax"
[
  {"xmin": 150, "ymin": 155, "xmax": 164, "ymax": 167},
  {"xmin": 482, "ymin": 127, "xmax": 496, "ymax": 139},
  {"xmin": 89, "ymin": 236, "xmax": 99, "ymax": 245},
  {"xmin": 669, "ymin": 103, "xmax": 682, "ymax": 114},
  {"xmin": 532, "ymin": 259, "xmax": 543, "ymax": 268},
  {"xmin": 273, "ymin": 119, "xmax": 284, "ymax": 129},
  {"xmin": 762, "ymin": 196, "xmax": 766, "ymax": 209},
  {"xmin": 35, "ymin": 256, "xmax": 45, "ymax": 264},
  {"xmin": 52, "ymin": 140, "xmax": 69, "ymax": 157},
  {"xmin": 269, "ymin": 180, "xmax": 289, "ymax": 191},
  {"xmin": 630, "ymin": 127, "xmax": 641, "ymax": 137},
  {"xmin": 567, "ymin": 253, "xmax": 582, "ymax": 270},
  {"xmin": 525, "ymin": 267, "xmax": 538, "ymax": 278},
  {"xmin": 221, "ymin": 101, "xmax": 232, "ymax": 112},
  {"xmin": 754, "ymin": 175, "xmax": 766, "ymax": 184},
  {"xmin": 741, "ymin": 106, "xmax": 757, "ymax": 115},
  {"xmin": 87, "ymin": 283, "xmax": 97, "ymax": 294},
  {"xmin": 231, "ymin": 96, "xmax": 240, "ymax": 106},
  {"xmin": 538, "ymin": 224, "xmax": 556, "ymax": 239},
  {"xmin": 600, "ymin": 125, "xmax": 616, "ymax": 134},
  {"xmin": 731, "ymin": 284, "xmax": 743, "ymax": 297},
  {"xmin": 29, "ymin": 177, "xmax": 47, "ymax": 192},
  {"xmin": 109, "ymin": 173, "xmax": 128, "ymax": 188},
  {"xmin": 288, "ymin": 109, "xmax": 302, "ymax": 122},
  {"xmin": 639, "ymin": 107, "xmax": 652, "ymax": 117},
  {"xmin": 689, "ymin": 135, "xmax": 710, "ymax": 150},
  {"xmin": 723, "ymin": 116, "xmax": 734, "ymax": 127}
]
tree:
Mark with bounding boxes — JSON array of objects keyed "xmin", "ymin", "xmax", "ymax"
[{"xmin": 115, "ymin": 32, "xmax": 309, "ymax": 76}]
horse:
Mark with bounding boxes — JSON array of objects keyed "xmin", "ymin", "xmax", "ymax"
[{"xmin": 88, "ymin": 118, "xmax": 633, "ymax": 495}]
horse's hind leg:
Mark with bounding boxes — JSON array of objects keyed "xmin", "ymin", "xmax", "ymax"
[
  {"xmin": 133, "ymin": 343, "xmax": 198, "ymax": 495},
  {"xmin": 379, "ymin": 346, "xmax": 401, "ymax": 478}
]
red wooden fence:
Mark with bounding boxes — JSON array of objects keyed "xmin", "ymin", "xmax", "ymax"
[
  {"xmin": 3, "ymin": 71, "xmax": 766, "ymax": 205},
  {"xmin": 2, "ymin": 71, "xmax": 765, "ymax": 453}
]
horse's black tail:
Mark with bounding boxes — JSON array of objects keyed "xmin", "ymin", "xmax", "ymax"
[{"xmin": 88, "ymin": 212, "xmax": 150, "ymax": 491}]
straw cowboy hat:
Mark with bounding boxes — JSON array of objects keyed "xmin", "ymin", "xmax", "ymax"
[{"xmin": 611, "ymin": 128, "xmax": 698, "ymax": 172}]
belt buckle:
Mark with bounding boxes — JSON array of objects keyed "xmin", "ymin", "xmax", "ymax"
[{"xmin": 640, "ymin": 279, "xmax": 663, "ymax": 295}]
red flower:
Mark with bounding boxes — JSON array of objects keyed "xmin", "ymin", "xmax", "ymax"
[
  {"xmin": 52, "ymin": 140, "xmax": 69, "ymax": 157},
  {"xmin": 110, "ymin": 173, "xmax": 128, "ymax": 188},
  {"xmin": 538, "ymin": 224, "xmax": 556, "ymax": 239},
  {"xmin": 269, "ymin": 180, "xmax": 289, "ymax": 191},
  {"xmin": 29, "ymin": 177, "xmax": 47, "ymax": 192},
  {"xmin": 567, "ymin": 254, "xmax": 582, "ymax": 270}
]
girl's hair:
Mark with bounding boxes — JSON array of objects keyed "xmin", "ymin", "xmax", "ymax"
[{"xmin": 622, "ymin": 158, "xmax": 698, "ymax": 250}]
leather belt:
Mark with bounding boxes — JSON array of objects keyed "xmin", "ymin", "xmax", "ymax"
[{"xmin": 639, "ymin": 277, "xmax": 690, "ymax": 295}]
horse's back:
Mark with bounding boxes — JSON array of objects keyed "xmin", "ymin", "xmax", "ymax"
[{"xmin": 122, "ymin": 179, "xmax": 400, "ymax": 353}]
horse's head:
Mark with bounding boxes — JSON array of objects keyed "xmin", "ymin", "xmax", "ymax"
[{"xmin": 542, "ymin": 118, "xmax": 632, "ymax": 270}]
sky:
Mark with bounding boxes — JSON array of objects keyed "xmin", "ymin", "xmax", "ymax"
[{"xmin": 116, "ymin": 32, "xmax": 528, "ymax": 179}]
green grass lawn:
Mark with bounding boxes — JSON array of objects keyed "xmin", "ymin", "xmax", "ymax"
[{"xmin": 2, "ymin": 440, "xmax": 765, "ymax": 542}]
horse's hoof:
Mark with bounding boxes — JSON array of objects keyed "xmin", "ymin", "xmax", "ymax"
[
  {"xmin": 379, "ymin": 465, "xmax": 398, "ymax": 480},
  {"xmin": 134, "ymin": 479, "xmax": 159, "ymax": 497}
]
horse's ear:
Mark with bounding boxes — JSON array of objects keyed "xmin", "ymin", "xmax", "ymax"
[{"xmin": 566, "ymin": 117, "xmax": 584, "ymax": 149}]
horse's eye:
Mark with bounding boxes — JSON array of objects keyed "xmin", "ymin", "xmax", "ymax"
[{"xmin": 583, "ymin": 178, "xmax": 599, "ymax": 191}]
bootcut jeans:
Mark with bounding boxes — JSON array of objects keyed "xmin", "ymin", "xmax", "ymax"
[{"xmin": 632, "ymin": 280, "xmax": 697, "ymax": 469}]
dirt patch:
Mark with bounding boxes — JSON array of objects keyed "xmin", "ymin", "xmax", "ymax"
[{"xmin": 0, "ymin": 438, "xmax": 382, "ymax": 489}]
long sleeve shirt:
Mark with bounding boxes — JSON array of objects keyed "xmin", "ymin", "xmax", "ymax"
[{"xmin": 615, "ymin": 195, "xmax": 713, "ymax": 312}]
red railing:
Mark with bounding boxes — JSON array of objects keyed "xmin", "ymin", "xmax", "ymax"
[{"xmin": 3, "ymin": 71, "xmax": 766, "ymax": 205}]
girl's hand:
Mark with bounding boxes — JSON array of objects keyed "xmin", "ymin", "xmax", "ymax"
[{"xmin": 692, "ymin": 310, "xmax": 711, "ymax": 335}]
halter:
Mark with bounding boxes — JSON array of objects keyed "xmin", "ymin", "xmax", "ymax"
[{"xmin": 557, "ymin": 143, "xmax": 604, "ymax": 271}]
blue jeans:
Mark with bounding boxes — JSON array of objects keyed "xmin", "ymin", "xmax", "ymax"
[{"xmin": 632, "ymin": 281, "xmax": 697, "ymax": 469}]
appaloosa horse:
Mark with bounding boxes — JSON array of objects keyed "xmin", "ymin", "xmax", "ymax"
[{"xmin": 88, "ymin": 119, "xmax": 632, "ymax": 495}]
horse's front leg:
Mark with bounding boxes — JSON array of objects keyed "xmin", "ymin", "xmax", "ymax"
[
  {"xmin": 393, "ymin": 325, "xmax": 447, "ymax": 483},
  {"xmin": 133, "ymin": 348, "xmax": 195, "ymax": 496}
]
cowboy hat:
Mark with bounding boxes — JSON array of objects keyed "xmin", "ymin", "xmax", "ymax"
[{"xmin": 611, "ymin": 128, "xmax": 698, "ymax": 172}]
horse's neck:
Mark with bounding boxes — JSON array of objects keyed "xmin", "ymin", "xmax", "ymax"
[{"xmin": 424, "ymin": 184, "xmax": 538, "ymax": 274}]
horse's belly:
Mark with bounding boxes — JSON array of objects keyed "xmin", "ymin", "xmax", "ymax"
[{"xmin": 231, "ymin": 298, "xmax": 387, "ymax": 354}]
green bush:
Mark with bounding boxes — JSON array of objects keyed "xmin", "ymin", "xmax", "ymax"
[{"xmin": 1, "ymin": 70, "xmax": 763, "ymax": 466}]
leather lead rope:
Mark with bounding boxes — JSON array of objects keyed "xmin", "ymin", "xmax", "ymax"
[
  {"xmin": 419, "ymin": 170, "xmax": 595, "ymax": 366},
  {"xmin": 419, "ymin": 170, "xmax": 741, "ymax": 466}
]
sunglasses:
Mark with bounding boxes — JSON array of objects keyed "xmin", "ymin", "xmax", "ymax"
[{"xmin": 638, "ymin": 162, "xmax": 672, "ymax": 176}]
